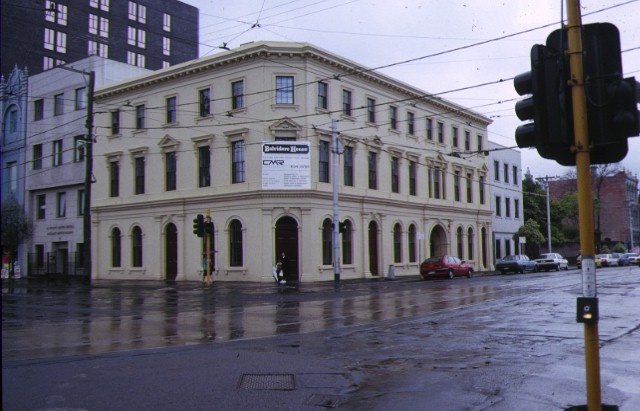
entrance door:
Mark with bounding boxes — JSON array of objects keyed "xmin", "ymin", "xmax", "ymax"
[
  {"xmin": 430, "ymin": 225, "xmax": 448, "ymax": 256},
  {"xmin": 52, "ymin": 242, "xmax": 68, "ymax": 275},
  {"xmin": 275, "ymin": 216, "xmax": 299, "ymax": 282},
  {"xmin": 165, "ymin": 223, "xmax": 178, "ymax": 281},
  {"xmin": 368, "ymin": 221, "xmax": 379, "ymax": 276}
]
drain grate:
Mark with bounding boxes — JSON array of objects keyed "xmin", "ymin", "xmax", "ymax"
[{"xmin": 237, "ymin": 373, "xmax": 296, "ymax": 390}]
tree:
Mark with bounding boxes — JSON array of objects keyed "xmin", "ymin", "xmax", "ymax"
[
  {"xmin": 1, "ymin": 196, "xmax": 32, "ymax": 276},
  {"xmin": 522, "ymin": 170, "xmax": 546, "ymax": 227},
  {"xmin": 513, "ymin": 219, "xmax": 546, "ymax": 257}
]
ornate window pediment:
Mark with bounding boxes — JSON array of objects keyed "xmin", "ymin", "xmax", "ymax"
[
  {"xmin": 158, "ymin": 134, "xmax": 180, "ymax": 149},
  {"xmin": 269, "ymin": 117, "xmax": 302, "ymax": 139}
]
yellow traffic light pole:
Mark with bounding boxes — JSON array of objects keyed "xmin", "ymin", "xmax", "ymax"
[
  {"xmin": 205, "ymin": 209, "xmax": 212, "ymax": 286},
  {"xmin": 566, "ymin": 1, "xmax": 602, "ymax": 410}
]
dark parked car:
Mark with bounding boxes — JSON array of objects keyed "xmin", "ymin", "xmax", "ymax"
[
  {"xmin": 495, "ymin": 254, "xmax": 538, "ymax": 274},
  {"xmin": 612, "ymin": 253, "xmax": 629, "ymax": 266},
  {"xmin": 420, "ymin": 255, "xmax": 473, "ymax": 280}
]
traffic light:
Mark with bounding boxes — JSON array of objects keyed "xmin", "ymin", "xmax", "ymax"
[
  {"xmin": 514, "ymin": 44, "xmax": 573, "ymax": 165},
  {"xmin": 192, "ymin": 214, "xmax": 204, "ymax": 237},
  {"xmin": 608, "ymin": 77, "xmax": 639, "ymax": 139},
  {"xmin": 204, "ymin": 221, "xmax": 214, "ymax": 237}
]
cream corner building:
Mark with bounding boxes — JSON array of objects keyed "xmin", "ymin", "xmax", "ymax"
[{"xmin": 92, "ymin": 41, "xmax": 494, "ymax": 282}]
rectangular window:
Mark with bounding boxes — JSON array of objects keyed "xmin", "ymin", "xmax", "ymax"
[
  {"xmin": 33, "ymin": 144, "xmax": 43, "ymax": 170},
  {"xmin": 75, "ymin": 87, "xmax": 86, "ymax": 110},
  {"xmin": 134, "ymin": 157, "xmax": 145, "ymax": 194},
  {"xmin": 433, "ymin": 169, "xmax": 441, "ymax": 199},
  {"xmin": 45, "ymin": 1, "xmax": 55, "ymax": 22},
  {"xmin": 163, "ymin": 13, "xmax": 171, "ymax": 31},
  {"xmin": 100, "ymin": 0, "xmax": 109, "ymax": 11},
  {"xmin": 54, "ymin": 93, "xmax": 64, "ymax": 116},
  {"xmin": 504, "ymin": 163, "xmax": 509, "ymax": 183},
  {"xmin": 477, "ymin": 134, "xmax": 483, "ymax": 153},
  {"xmin": 99, "ymin": 17, "xmax": 108, "ymax": 38},
  {"xmin": 368, "ymin": 152, "xmax": 377, "ymax": 190},
  {"xmin": 505, "ymin": 197, "xmax": 511, "ymax": 218},
  {"xmin": 231, "ymin": 80, "xmax": 244, "ymax": 110},
  {"xmin": 515, "ymin": 198, "xmax": 520, "ymax": 219},
  {"xmin": 495, "ymin": 239, "xmax": 501, "ymax": 261},
  {"xmin": 8, "ymin": 109, "xmax": 17, "ymax": 132},
  {"xmin": 98, "ymin": 42, "xmax": 108, "ymax": 57},
  {"xmin": 437, "ymin": 122, "xmax": 444, "ymax": 143},
  {"xmin": 111, "ymin": 110, "xmax": 120, "ymax": 135},
  {"xmin": 465, "ymin": 131, "xmax": 471, "ymax": 151},
  {"xmin": 163, "ymin": 37, "xmax": 170, "ymax": 56},
  {"xmin": 109, "ymin": 161, "xmax": 119, "ymax": 197},
  {"xmin": 391, "ymin": 157, "xmax": 399, "ymax": 193},
  {"xmin": 407, "ymin": 112, "xmax": 415, "ymax": 135},
  {"xmin": 494, "ymin": 160, "xmax": 500, "ymax": 181},
  {"xmin": 513, "ymin": 166, "xmax": 519, "ymax": 186},
  {"xmin": 389, "ymin": 106, "xmax": 397, "ymax": 130},
  {"xmin": 34, "ymin": 99, "xmax": 44, "ymax": 121},
  {"xmin": 165, "ymin": 152, "xmax": 176, "ymax": 191},
  {"xmin": 44, "ymin": 28, "xmax": 55, "ymax": 50},
  {"xmin": 78, "ymin": 190, "xmax": 85, "ymax": 216},
  {"xmin": 198, "ymin": 146, "xmax": 211, "ymax": 187},
  {"xmin": 275, "ymin": 76, "xmax": 294, "ymax": 104},
  {"xmin": 452, "ymin": 126, "xmax": 459, "ymax": 148},
  {"xmin": 504, "ymin": 239, "xmax": 511, "ymax": 256},
  {"xmin": 495, "ymin": 196, "xmax": 502, "ymax": 217},
  {"xmin": 137, "ymin": 29, "xmax": 145, "ymax": 48},
  {"xmin": 479, "ymin": 176, "xmax": 485, "ymax": 204},
  {"xmin": 317, "ymin": 81, "xmax": 328, "ymax": 110},
  {"xmin": 53, "ymin": 139, "xmax": 62, "ymax": 166},
  {"xmin": 409, "ymin": 161, "xmax": 416, "ymax": 196},
  {"xmin": 426, "ymin": 118, "xmax": 433, "ymax": 140},
  {"xmin": 56, "ymin": 192, "xmax": 66, "ymax": 218},
  {"xmin": 454, "ymin": 171, "xmax": 461, "ymax": 201},
  {"xmin": 128, "ymin": 1, "xmax": 136, "ymax": 19},
  {"xmin": 88, "ymin": 40, "xmax": 97, "ymax": 55},
  {"xmin": 367, "ymin": 98, "xmax": 376, "ymax": 123},
  {"xmin": 319, "ymin": 140, "xmax": 330, "ymax": 183},
  {"xmin": 342, "ymin": 89, "xmax": 352, "ymax": 116},
  {"xmin": 232, "ymin": 140, "xmax": 245, "ymax": 184},
  {"xmin": 166, "ymin": 96, "xmax": 176, "ymax": 123},
  {"xmin": 135, "ymin": 104, "xmax": 145, "ymax": 129},
  {"xmin": 137, "ymin": 4, "xmax": 146, "ymax": 23},
  {"xmin": 343, "ymin": 146, "xmax": 353, "ymax": 187},
  {"xmin": 74, "ymin": 136, "xmax": 85, "ymax": 162},
  {"xmin": 127, "ymin": 26, "xmax": 136, "ymax": 45},
  {"xmin": 37, "ymin": 194, "xmax": 46, "ymax": 219},
  {"xmin": 89, "ymin": 14, "xmax": 98, "ymax": 34},
  {"xmin": 199, "ymin": 89, "xmax": 210, "ymax": 117},
  {"xmin": 466, "ymin": 173, "xmax": 472, "ymax": 203}
]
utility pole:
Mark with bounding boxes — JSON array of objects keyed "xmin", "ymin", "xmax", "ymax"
[
  {"xmin": 331, "ymin": 119, "xmax": 340, "ymax": 283},
  {"xmin": 59, "ymin": 65, "xmax": 94, "ymax": 280},
  {"xmin": 536, "ymin": 176, "xmax": 557, "ymax": 253}
]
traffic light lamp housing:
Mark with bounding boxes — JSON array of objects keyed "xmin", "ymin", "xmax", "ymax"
[{"xmin": 193, "ymin": 214, "xmax": 204, "ymax": 237}]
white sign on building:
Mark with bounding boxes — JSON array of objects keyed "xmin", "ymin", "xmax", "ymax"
[{"xmin": 261, "ymin": 142, "xmax": 311, "ymax": 189}]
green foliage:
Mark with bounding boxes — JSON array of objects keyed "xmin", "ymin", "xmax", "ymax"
[
  {"xmin": 513, "ymin": 219, "xmax": 546, "ymax": 246},
  {"xmin": 613, "ymin": 242, "xmax": 627, "ymax": 253},
  {"xmin": 522, "ymin": 172, "xmax": 546, "ymax": 226},
  {"xmin": 1, "ymin": 196, "xmax": 32, "ymax": 256}
]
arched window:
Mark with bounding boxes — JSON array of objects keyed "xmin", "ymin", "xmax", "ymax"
[
  {"xmin": 457, "ymin": 227, "xmax": 464, "ymax": 258},
  {"xmin": 467, "ymin": 227, "xmax": 474, "ymax": 261},
  {"xmin": 408, "ymin": 224, "xmax": 417, "ymax": 263},
  {"xmin": 481, "ymin": 227, "xmax": 488, "ymax": 268},
  {"xmin": 393, "ymin": 223, "xmax": 402, "ymax": 263},
  {"xmin": 111, "ymin": 227, "xmax": 121, "ymax": 267},
  {"xmin": 132, "ymin": 226, "xmax": 143, "ymax": 267},
  {"xmin": 341, "ymin": 220, "xmax": 353, "ymax": 265},
  {"xmin": 322, "ymin": 218, "xmax": 332, "ymax": 265},
  {"xmin": 229, "ymin": 219, "xmax": 243, "ymax": 266}
]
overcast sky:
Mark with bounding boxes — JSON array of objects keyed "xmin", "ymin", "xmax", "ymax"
[{"xmin": 183, "ymin": 0, "xmax": 640, "ymax": 179}]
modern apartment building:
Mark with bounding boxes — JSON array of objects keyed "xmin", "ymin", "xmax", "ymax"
[
  {"xmin": 1, "ymin": 0, "xmax": 198, "ymax": 76},
  {"xmin": 488, "ymin": 141, "xmax": 523, "ymax": 261},
  {"xmin": 92, "ymin": 41, "xmax": 495, "ymax": 282}
]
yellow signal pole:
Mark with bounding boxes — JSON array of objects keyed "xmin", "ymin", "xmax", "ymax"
[
  {"xmin": 566, "ymin": 1, "xmax": 602, "ymax": 410},
  {"xmin": 205, "ymin": 209, "xmax": 212, "ymax": 286}
]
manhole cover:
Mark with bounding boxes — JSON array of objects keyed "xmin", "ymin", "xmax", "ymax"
[{"xmin": 237, "ymin": 373, "xmax": 296, "ymax": 390}]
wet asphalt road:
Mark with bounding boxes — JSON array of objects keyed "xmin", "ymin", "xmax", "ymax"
[{"xmin": 2, "ymin": 267, "xmax": 640, "ymax": 410}]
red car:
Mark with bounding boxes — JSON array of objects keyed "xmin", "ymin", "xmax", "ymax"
[{"xmin": 420, "ymin": 255, "xmax": 473, "ymax": 280}]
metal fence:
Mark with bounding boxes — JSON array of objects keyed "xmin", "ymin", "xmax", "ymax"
[{"xmin": 26, "ymin": 251, "xmax": 84, "ymax": 277}]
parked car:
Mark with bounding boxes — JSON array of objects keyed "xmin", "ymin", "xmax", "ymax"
[
  {"xmin": 613, "ymin": 253, "xmax": 629, "ymax": 266},
  {"xmin": 495, "ymin": 254, "xmax": 538, "ymax": 274},
  {"xmin": 534, "ymin": 253, "xmax": 569, "ymax": 271},
  {"xmin": 624, "ymin": 253, "xmax": 640, "ymax": 266},
  {"xmin": 420, "ymin": 255, "xmax": 473, "ymax": 280},
  {"xmin": 596, "ymin": 254, "xmax": 619, "ymax": 267}
]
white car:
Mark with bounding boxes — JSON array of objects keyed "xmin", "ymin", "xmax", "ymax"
[
  {"xmin": 624, "ymin": 253, "xmax": 640, "ymax": 266},
  {"xmin": 534, "ymin": 253, "xmax": 569, "ymax": 271}
]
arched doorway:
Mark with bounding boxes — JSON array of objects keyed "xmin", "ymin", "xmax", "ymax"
[
  {"xmin": 429, "ymin": 225, "xmax": 448, "ymax": 257},
  {"xmin": 275, "ymin": 216, "xmax": 299, "ymax": 282},
  {"xmin": 368, "ymin": 221, "xmax": 379, "ymax": 276},
  {"xmin": 165, "ymin": 223, "xmax": 178, "ymax": 281}
]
